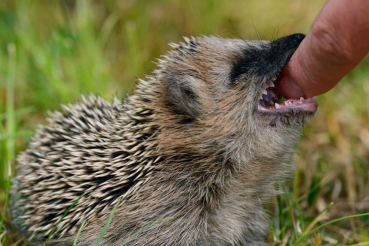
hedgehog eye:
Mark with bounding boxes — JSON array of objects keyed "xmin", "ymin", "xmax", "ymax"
[{"xmin": 229, "ymin": 47, "xmax": 263, "ymax": 85}]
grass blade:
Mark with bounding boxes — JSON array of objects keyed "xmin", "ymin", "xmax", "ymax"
[
  {"xmin": 0, "ymin": 43, "xmax": 17, "ymax": 245},
  {"xmin": 43, "ymin": 192, "xmax": 86, "ymax": 245},
  {"xmin": 294, "ymin": 212, "xmax": 369, "ymax": 245},
  {"xmin": 121, "ymin": 216, "xmax": 174, "ymax": 246},
  {"xmin": 73, "ymin": 220, "xmax": 86, "ymax": 246},
  {"xmin": 96, "ymin": 198, "xmax": 121, "ymax": 246},
  {"xmin": 303, "ymin": 202, "xmax": 333, "ymax": 235},
  {"xmin": 5, "ymin": 42, "xmax": 17, "ymax": 168},
  {"xmin": 283, "ymin": 185, "xmax": 298, "ymax": 240},
  {"xmin": 292, "ymin": 169, "xmax": 305, "ymax": 233},
  {"xmin": 0, "ymin": 162, "xmax": 11, "ymax": 235}
]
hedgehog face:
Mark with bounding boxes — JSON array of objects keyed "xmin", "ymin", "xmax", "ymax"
[{"xmin": 159, "ymin": 34, "xmax": 317, "ymax": 131}]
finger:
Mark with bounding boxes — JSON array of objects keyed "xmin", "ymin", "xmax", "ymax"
[{"xmin": 280, "ymin": 0, "xmax": 369, "ymax": 98}]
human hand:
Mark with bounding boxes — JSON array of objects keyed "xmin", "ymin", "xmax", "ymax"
[{"xmin": 279, "ymin": 0, "xmax": 369, "ymax": 99}]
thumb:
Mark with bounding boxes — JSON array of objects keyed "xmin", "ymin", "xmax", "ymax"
[{"xmin": 279, "ymin": 0, "xmax": 369, "ymax": 99}]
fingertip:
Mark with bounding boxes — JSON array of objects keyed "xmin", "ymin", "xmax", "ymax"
[{"xmin": 278, "ymin": 74, "xmax": 305, "ymax": 99}]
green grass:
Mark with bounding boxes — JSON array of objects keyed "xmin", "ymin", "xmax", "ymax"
[
  {"xmin": 97, "ymin": 198, "xmax": 121, "ymax": 246},
  {"xmin": 1, "ymin": 0, "xmax": 369, "ymax": 245},
  {"xmin": 43, "ymin": 193, "xmax": 85, "ymax": 246}
]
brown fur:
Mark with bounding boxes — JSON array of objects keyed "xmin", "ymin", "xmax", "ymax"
[{"xmin": 11, "ymin": 35, "xmax": 315, "ymax": 245}]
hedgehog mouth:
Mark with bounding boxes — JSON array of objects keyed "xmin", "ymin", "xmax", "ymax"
[{"xmin": 257, "ymin": 71, "xmax": 317, "ymax": 114}]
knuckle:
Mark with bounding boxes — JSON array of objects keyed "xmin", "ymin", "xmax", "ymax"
[{"xmin": 310, "ymin": 22, "xmax": 354, "ymax": 64}]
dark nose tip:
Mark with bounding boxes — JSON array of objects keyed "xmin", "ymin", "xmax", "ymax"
[{"xmin": 291, "ymin": 33, "xmax": 306, "ymax": 47}]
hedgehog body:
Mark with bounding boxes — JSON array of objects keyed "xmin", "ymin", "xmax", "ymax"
[{"xmin": 11, "ymin": 34, "xmax": 317, "ymax": 245}]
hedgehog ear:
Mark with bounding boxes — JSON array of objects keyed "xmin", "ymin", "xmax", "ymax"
[{"xmin": 164, "ymin": 74, "xmax": 201, "ymax": 123}]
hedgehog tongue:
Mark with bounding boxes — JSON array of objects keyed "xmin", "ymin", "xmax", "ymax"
[{"xmin": 278, "ymin": 71, "xmax": 305, "ymax": 99}]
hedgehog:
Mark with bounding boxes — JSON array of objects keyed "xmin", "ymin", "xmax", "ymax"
[{"xmin": 10, "ymin": 34, "xmax": 317, "ymax": 245}]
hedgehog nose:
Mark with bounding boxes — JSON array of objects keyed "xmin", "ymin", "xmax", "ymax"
[{"xmin": 289, "ymin": 33, "xmax": 306, "ymax": 47}]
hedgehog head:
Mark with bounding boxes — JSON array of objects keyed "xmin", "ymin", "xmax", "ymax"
[{"xmin": 153, "ymin": 34, "xmax": 317, "ymax": 164}]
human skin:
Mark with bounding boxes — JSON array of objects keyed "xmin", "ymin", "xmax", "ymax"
[{"xmin": 279, "ymin": 0, "xmax": 369, "ymax": 98}]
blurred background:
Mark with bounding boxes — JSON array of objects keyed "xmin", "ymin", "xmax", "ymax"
[{"xmin": 0, "ymin": 0, "xmax": 368, "ymax": 245}]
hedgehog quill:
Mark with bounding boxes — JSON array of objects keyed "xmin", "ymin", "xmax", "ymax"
[{"xmin": 10, "ymin": 34, "xmax": 317, "ymax": 245}]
